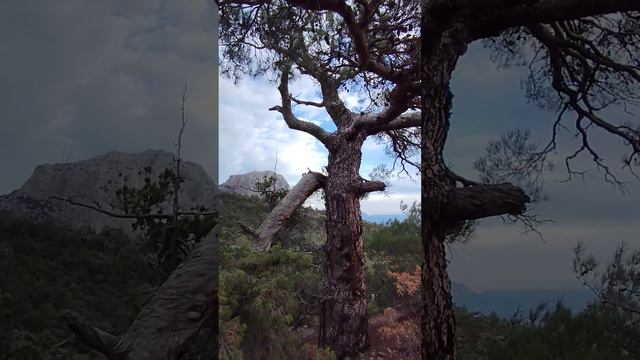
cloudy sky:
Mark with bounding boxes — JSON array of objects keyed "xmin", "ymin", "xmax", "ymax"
[
  {"xmin": 3, "ymin": 1, "xmax": 638, "ymax": 291},
  {"xmin": 219, "ymin": 35, "xmax": 640, "ymax": 291},
  {"xmin": 0, "ymin": 0, "xmax": 218, "ymax": 194}
]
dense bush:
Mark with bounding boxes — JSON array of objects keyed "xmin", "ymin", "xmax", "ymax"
[
  {"xmin": 219, "ymin": 244, "xmax": 331, "ymax": 359},
  {"xmin": 484, "ymin": 302, "xmax": 640, "ymax": 360},
  {"xmin": 218, "ymin": 191, "xmax": 332, "ymax": 359},
  {"xmin": 0, "ymin": 214, "xmax": 155, "ymax": 359}
]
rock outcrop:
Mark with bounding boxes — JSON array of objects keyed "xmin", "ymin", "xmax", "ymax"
[
  {"xmin": 0, "ymin": 149, "xmax": 216, "ymax": 234},
  {"xmin": 219, "ymin": 170, "xmax": 289, "ymax": 197}
]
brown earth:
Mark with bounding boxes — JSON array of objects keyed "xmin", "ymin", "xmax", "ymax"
[{"xmin": 296, "ymin": 308, "xmax": 420, "ymax": 360}]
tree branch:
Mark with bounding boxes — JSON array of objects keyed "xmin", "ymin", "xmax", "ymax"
[
  {"xmin": 363, "ymin": 111, "xmax": 421, "ymax": 135},
  {"xmin": 354, "ymin": 180, "xmax": 386, "ymax": 194},
  {"xmin": 443, "ymin": 183, "xmax": 530, "ymax": 222},
  {"xmin": 526, "ymin": 23, "xmax": 640, "ymax": 186},
  {"xmin": 50, "ymin": 196, "xmax": 173, "ymax": 220},
  {"xmin": 446, "ymin": 167, "xmax": 480, "ymax": 187},
  {"xmin": 269, "ymin": 63, "xmax": 332, "ymax": 145},
  {"xmin": 61, "ymin": 228, "xmax": 218, "ymax": 360},
  {"xmin": 291, "ymin": 96, "xmax": 324, "ymax": 107},
  {"xmin": 61, "ymin": 310, "xmax": 119, "ymax": 357},
  {"xmin": 286, "ymin": 0, "xmax": 404, "ymax": 81},
  {"xmin": 50, "ymin": 196, "xmax": 216, "ymax": 219},
  {"xmin": 219, "ymin": 0, "xmax": 410, "ymax": 82},
  {"xmin": 238, "ymin": 221, "xmax": 259, "ymax": 238},
  {"xmin": 354, "ymin": 80, "xmax": 419, "ymax": 134},
  {"xmin": 467, "ymin": 0, "xmax": 640, "ymax": 40}
]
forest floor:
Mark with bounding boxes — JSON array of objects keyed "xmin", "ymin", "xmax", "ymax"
[{"xmin": 296, "ymin": 308, "xmax": 420, "ymax": 360}]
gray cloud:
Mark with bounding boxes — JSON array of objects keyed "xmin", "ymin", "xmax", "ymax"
[
  {"xmin": 5, "ymin": 1, "xmax": 637, "ymax": 292},
  {"xmin": 216, "ymin": 39, "xmax": 640, "ymax": 291},
  {"xmin": 449, "ymin": 218, "xmax": 640, "ymax": 290},
  {"xmin": 441, "ymin": 43, "xmax": 640, "ymax": 290},
  {"xmin": 0, "ymin": 0, "xmax": 218, "ymax": 193}
]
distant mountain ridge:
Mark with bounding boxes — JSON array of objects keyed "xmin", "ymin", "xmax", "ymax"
[
  {"xmin": 219, "ymin": 170, "xmax": 290, "ymax": 196},
  {"xmin": 0, "ymin": 149, "xmax": 216, "ymax": 234},
  {"xmin": 362, "ymin": 213, "xmax": 407, "ymax": 224},
  {"xmin": 451, "ymin": 282, "xmax": 594, "ymax": 317}
]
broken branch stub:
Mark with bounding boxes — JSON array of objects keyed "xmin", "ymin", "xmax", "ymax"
[
  {"xmin": 61, "ymin": 310, "xmax": 119, "ymax": 357},
  {"xmin": 444, "ymin": 183, "xmax": 530, "ymax": 222}
]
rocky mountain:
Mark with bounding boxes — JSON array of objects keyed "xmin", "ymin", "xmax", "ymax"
[
  {"xmin": 0, "ymin": 149, "xmax": 216, "ymax": 234},
  {"xmin": 219, "ymin": 170, "xmax": 290, "ymax": 196}
]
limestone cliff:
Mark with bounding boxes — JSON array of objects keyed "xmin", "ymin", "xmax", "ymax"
[
  {"xmin": 0, "ymin": 149, "xmax": 216, "ymax": 234},
  {"xmin": 219, "ymin": 170, "xmax": 290, "ymax": 197}
]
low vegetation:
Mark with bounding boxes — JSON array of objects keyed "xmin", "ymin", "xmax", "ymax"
[
  {"xmin": 0, "ymin": 214, "xmax": 154, "ymax": 359},
  {"xmin": 1, "ymin": 179, "xmax": 638, "ymax": 359}
]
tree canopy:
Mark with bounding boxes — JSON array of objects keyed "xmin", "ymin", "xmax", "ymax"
[{"xmin": 217, "ymin": 1, "xmax": 640, "ymax": 358}]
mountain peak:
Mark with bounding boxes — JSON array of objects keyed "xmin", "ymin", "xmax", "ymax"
[
  {"xmin": 0, "ymin": 149, "xmax": 215, "ymax": 233},
  {"xmin": 220, "ymin": 170, "xmax": 289, "ymax": 197}
]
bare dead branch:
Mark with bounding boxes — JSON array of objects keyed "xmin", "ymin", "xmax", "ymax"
[
  {"xmin": 61, "ymin": 310, "xmax": 119, "ymax": 357},
  {"xmin": 238, "ymin": 221, "xmax": 259, "ymax": 238},
  {"xmin": 445, "ymin": 167, "xmax": 479, "ymax": 187},
  {"xmin": 526, "ymin": 23, "xmax": 640, "ymax": 187},
  {"xmin": 354, "ymin": 180, "xmax": 386, "ymax": 194},
  {"xmin": 50, "ymin": 196, "xmax": 172, "ymax": 220},
  {"xmin": 50, "ymin": 196, "xmax": 215, "ymax": 219},
  {"xmin": 379, "ymin": 126, "xmax": 421, "ymax": 176},
  {"xmin": 291, "ymin": 96, "xmax": 324, "ymax": 107}
]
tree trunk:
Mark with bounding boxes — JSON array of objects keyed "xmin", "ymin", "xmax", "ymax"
[
  {"xmin": 420, "ymin": 15, "xmax": 470, "ymax": 359},
  {"xmin": 320, "ymin": 134, "xmax": 368, "ymax": 359},
  {"xmin": 112, "ymin": 230, "xmax": 218, "ymax": 359},
  {"xmin": 420, "ymin": 91, "xmax": 457, "ymax": 360}
]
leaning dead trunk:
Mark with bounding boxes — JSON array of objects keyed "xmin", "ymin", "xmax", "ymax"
[
  {"xmin": 242, "ymin": 171, "xmax": 326, "ymax": 251},
  {"xmin": 63, "ymin": 229, "xmax": 218, "ymax": 359},
  {"xmin": 320, "ymin": 135, "xmax": 369, "ymax": 359}
]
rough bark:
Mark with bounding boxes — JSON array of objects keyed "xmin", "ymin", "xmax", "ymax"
[
  {"xmin": 444, "ymin": 183, "xmax": 529, "ymax": 222},
  {"xmin": 465, "ymin": 0, "xmax": 640, "ymax": 40},
  {"xmin": 64, "ymin": 229, "xmax": 218, "ymax": 360},
  {"xmin": 420, "ymin": 11, "xmax": 470, "ymax": 359},
  {"xmin": 251, "ymin": 171, "xmax": 326, "ymax": 251},
  {"xmin": 170, "ymin": 303, "xmax": 219, "ymax": 360},
  {"xmin": 419, "ymin": 1, "xmax": 640, "ymax": 359},
  {"xmin": 238, "ymin": 140, "xmax": 387, "ymax": 359},
  {"xmin": 320, "ymin": 134, "xmax": 369, "ymax": 359}
]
